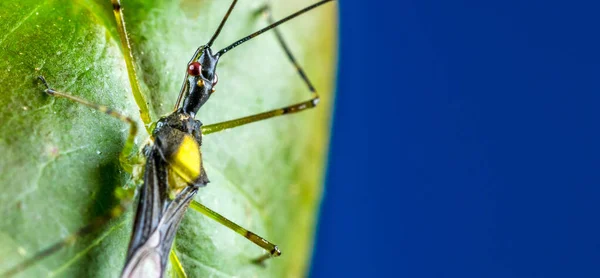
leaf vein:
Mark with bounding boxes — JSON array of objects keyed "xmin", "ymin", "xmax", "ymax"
[{"xmin": 0, "ymin": 3, "xmax": 44, "ymax": 48}]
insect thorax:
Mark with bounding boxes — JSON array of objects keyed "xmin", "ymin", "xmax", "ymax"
[{"xmin": 151, "ymin": 110, "xmax": 209, "ymax": 193}]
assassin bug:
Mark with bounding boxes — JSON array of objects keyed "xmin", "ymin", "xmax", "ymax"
[{"xmin": 0, "ymin": 0, "xmax": 335, "ymax": 277}]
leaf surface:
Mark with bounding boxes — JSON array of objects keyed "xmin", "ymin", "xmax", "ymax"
[{"xmin": 0, "ymin": 0, "xmax": 337, "ymax": 277}]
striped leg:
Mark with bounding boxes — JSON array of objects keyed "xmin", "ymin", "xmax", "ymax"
[
  {"xmin": 257, "ymin": 3, "xmax": 319, "ymax": 97},
  {"xmin": 189, "ymin": 200, "xmax": 281, "ymax": 264}
]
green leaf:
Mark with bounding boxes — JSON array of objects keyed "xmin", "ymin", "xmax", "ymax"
[{"xmin": 0, "ymin": 0, "xmax": 337, "ymax": 277}]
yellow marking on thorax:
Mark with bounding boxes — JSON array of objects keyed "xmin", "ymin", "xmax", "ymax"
[{"xmin": 168, "ymin": 134, "xmax": 202, "ymax": 194}]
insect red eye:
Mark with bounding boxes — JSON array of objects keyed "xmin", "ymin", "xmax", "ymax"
[
  {"xmin": 187, "ymin": 62, "xmax": 201, "ymax": 76},
  {"xmin": 212, "ymin": 73, "xmax": 218, "ymax": 86}
]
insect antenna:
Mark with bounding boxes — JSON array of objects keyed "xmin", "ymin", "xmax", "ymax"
[
  {"xmin": 207, "ymin": 0, "xmax": 238, "ymax": 47},
  {"xmin": 217, "ymin": 0, "xmax": 333, "ymax": 56}
]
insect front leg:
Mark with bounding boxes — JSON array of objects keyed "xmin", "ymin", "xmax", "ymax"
[{"xmin": 254, "ymin": 3, "xmax": 319, "ymax": 97}]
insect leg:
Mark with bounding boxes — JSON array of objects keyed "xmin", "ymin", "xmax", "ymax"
[
  {"xmin": 111, "ymin": 0, "xmax": 152, "ymax": 128},
  {"xmin": 189, "ymin": 200, "xmax": 281, "ymax": 264},
  {"xmin": 1, "ymin": 77, "xmax": 143, "ymax": 277},
  {"xmin": 38, "ymin": 76, "xmax": 139, "ymax": 173},
  {"xmin": 256, "ymin": 3, "xmax": 318, "ymax": 98},
  {"xmin": 201, "ymin": 96, "xmax": 318, "ymax": 135},
  {"xmin": 169, "ymin": 248, "xmax": 188, "ymax": 278}
]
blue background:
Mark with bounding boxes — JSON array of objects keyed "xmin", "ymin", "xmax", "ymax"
[{"xmin": 311, "ymin": 0, "xmax": 600, "ymax": 277}]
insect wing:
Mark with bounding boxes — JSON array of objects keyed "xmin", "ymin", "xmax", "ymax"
[{"xmin": 122, "ymin": 149, "xmax": 198, "ymax": 278}]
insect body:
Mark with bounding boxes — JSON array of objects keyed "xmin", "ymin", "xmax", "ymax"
[
  {"xmin": 120, "ymin": 48, "xmax": 220, "ymax": 274},
  {"xmin": 119, "ymin": 0, "xmax": 327, "ymax": 274},
  {"xmin": 120, "ymin": 112, "xmax": 206, "ymax": 277},
  {"xmin": 1, "ymin": 0, "xmax": 334, "ymax": 277}
]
